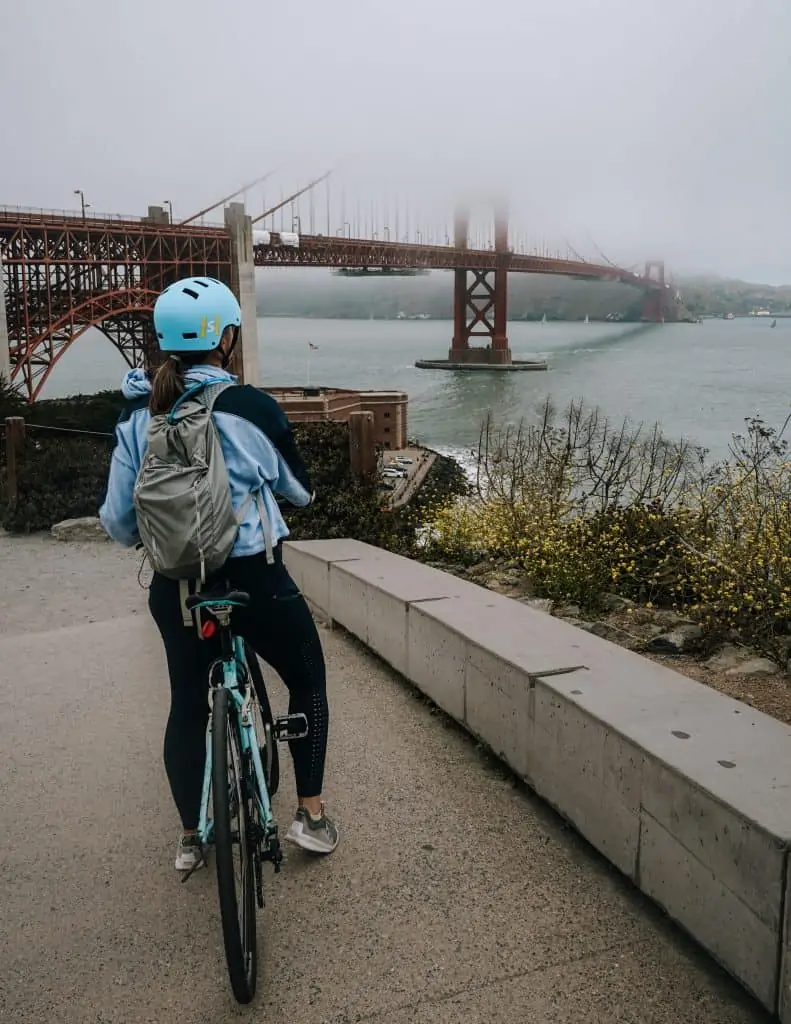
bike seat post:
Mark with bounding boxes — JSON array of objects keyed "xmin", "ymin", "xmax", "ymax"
[
  {"xmin": 212, "ymin": 604, "xmax": 233, "ymax": 628},
  {"xmin": 203, "ymin": 604, "xmax": 234, "ymax": 661}
]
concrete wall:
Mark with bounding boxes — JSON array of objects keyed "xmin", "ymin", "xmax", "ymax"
[
  {"xmin": 0, "ymin": 251, "xmax": 10, "ymax": 380},
  {"xmin": 783, "ymin": 859, "xmax": 791, "ymax": 1023},
  {"xmin": 284, "ymin": 539, "xmax": 791, "ymax": 1018}
]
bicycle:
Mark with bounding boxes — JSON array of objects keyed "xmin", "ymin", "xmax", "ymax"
[{"xmin": 181, "ymin": 581, "xmax": 308, "ymax": 1004}]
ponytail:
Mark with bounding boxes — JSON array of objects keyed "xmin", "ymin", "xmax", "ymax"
[
  {"xmin": 149, "ymin": 355, "xmax": 187, "ymax": 415},
  {"xmin": 148, "ymin": 325, "xmax": 235, "ymax": 414}
]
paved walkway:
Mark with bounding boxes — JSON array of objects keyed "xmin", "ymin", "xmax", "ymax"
[
  {"xmin": 385, "ymin": 446, "xmax": 437, "ymax": 508},
  {"xmin": 0, "ymin": 533, "xmax": 770, "ymax": 1023}
]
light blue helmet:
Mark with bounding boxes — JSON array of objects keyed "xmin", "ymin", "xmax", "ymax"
[{"xmin": 153, "ymin": 277, "xmax": 242, "ymax": 353}]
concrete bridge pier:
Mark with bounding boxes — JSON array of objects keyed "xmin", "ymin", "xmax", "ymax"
[
  {"xmin": 0, "ymin": 251, "xmax": 10, "ymax": 382},
  {"xmin": 224, "ymin": 202, "xmax": 260, "ymax": 387}
]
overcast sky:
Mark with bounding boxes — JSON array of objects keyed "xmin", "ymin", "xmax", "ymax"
[{"xmin": 1, "ymin": 0, "xmax": 788, "ymax": 283}]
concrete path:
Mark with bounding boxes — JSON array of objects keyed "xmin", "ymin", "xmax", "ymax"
[{"xmin": 0, "ymin": 534, "xmax": 770, "ymax": 1023}]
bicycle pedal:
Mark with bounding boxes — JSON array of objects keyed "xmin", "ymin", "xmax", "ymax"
[{"xmin": 273, "ymin": 713, "xmax": 309, "ymax": 741}]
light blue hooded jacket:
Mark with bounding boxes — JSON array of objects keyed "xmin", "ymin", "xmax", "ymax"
[{"xmin": 99, "ymin": 366, "xmax": 313, "ymax": 557}]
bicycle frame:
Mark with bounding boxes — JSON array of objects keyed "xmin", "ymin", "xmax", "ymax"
[{"xmin": 193, "ymin": 602, "xmax": 276, "ymax": 854}]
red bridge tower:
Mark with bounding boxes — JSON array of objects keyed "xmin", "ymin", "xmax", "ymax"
[
  {"xmin": 415, "ymin": 202, "xmax": 546, "ymax": 372},
  {"xmin": 641, "ymin": 260, "xmax": 666, "ymax": 323},
  {"xmin": 449, "ymin": 204, "xmax": 511, "ymax": 365}
]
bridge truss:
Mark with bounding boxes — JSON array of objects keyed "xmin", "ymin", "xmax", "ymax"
[{"xmin": 0, "ymin": 213, "xmax": 231, "ymax": 400}]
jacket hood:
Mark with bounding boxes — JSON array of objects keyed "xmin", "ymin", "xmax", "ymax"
[{"xmin": 120, "ymin": 365, "xmax": 237, "ymax": 401}]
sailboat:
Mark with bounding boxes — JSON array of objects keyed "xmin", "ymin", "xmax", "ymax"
[
  {"xmin": 541, "ymin": 313, "xmax": 547, "ymax": 324},
  {"xmin": 584, "ymin": 314, "xmax": 590, "ymax": 325},
  {"xmin": 771, "ymin": 319, "xmax": 777, "ymax": 328}
]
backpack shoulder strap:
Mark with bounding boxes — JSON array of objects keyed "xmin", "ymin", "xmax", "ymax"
[
  {"xmin": 165, "ymin": 379, "xmax": 235, "ymax": 423},
  {"xmin": 195, "ymin": 381, "xmax": 277, "ymax": 565},
  {"xmin": 198, "ymin": 379, "xmax": 236, "ymax": 412}
]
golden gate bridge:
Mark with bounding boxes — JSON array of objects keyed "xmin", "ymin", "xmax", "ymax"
[{"xmin": 0, "ymin": 168, "xmax": 669, "ymax": 401}]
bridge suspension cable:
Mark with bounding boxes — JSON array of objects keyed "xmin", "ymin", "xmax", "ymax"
[
  {"xmin": 179, "ymin": 167, "xmax": 282, "ymax": 226},
  {"xmin": 561, "ymin": 237, "xmax": 588, "ymax": 264},
  {"xmin": 584, "ymin": 230, "xmax": 619, "ymax": 269},
  {"xmin": 251, "ymin": 169, "xmax": 334, "ymax": 227}
]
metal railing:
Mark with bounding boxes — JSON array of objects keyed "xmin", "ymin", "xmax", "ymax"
[
  {"xmin": 21, "ymin": 421, "xmax": 113, "ymax": 440},
  {"xmin": 2, "ymin": 416, "xmax": 114, "ymax": 507},
  {"xmin": 0, "ymin": 204, "xmax": 226, "ymax": 228}
]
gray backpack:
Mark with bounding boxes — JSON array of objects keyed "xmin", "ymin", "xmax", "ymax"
[{"xmin": 133, "ymin": 380, "xmax": 272, "ymax": 581}]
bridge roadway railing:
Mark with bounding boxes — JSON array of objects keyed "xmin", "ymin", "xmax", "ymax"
[
  {"xmin": 0, "ymin": 207, "xmax": 227, "ymax": 232},
  {"xmin": 0, "ymin": 208, "xmax": 646, "ymax": 287},
  {"xmin": 283, "ymin": 538, "xmax": 791, "ymax": 1022}
]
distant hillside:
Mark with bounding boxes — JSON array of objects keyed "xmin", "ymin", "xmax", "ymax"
[
  {"xmin": 256, "ymin": 269, "xmax": 645, "ymax": 321},
  {"xmin": 255, "ymin": 268, "xmax": 791, "ymax": 322},
  {"xmin": 679, "ymin": 276, "xmax": 791, "ymax": 317}
]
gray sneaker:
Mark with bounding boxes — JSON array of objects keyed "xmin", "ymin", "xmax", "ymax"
[
  {"xmin": 285, "ymin": 805, "xmax": 339, "ymax": 854},
  {"xmin": 175, "ymin": 833, "xmax": 207, "ymax": 872}
]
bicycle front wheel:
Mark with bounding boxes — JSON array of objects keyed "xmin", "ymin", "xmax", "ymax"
[{"xmin": 212, "ymin": 687, "xmax": 257, "ymax": 1004}]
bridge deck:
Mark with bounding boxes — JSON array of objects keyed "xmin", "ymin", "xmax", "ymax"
[{"xmin": 0, "ymin": 534, "xmax": 766, "ymax": 1023}]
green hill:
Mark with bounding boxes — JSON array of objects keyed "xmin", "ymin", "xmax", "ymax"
[{"xmin": 255, "ymin": 268, "xmax": 787, "ymax": 322}]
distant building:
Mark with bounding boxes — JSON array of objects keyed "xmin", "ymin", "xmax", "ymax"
[{"xmin": 265, "ymin": 386, "xmax": 408, "ymax": 449}]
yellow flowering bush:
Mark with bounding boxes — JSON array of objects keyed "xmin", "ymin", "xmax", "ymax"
[{"xmin": 422, "ymin": 404, "xmax": 791, "ymax": 660}]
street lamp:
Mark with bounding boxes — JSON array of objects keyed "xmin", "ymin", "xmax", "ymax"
[
  {"xmin": 74, "ymin": 189, "xmax": 88, "ymax": 219},
  {"xmin": 162, "ymin": 200, "xmax": 173, "ymax": 223}
]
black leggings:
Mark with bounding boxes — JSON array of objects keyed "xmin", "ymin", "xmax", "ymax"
[{"xmin": 148, "ymin": 551, "xmax": 329, "ymax": 830}]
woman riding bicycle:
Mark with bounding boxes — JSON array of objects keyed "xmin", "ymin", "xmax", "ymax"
[{"xmin": 99, "ymin": 276, "xmax": 339, "ymax": 870}]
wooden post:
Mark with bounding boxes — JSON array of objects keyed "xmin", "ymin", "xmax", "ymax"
[
  {"xmin": 348, "ymin": 411, "xmax": 376, "ymax": 479},
  {"xmin": 4, "ymin": 416, "xmax": 25, "ymax": 506}
]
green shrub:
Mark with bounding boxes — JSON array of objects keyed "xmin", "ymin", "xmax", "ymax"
[
  {"xmin": 0, "ymin": 390, "xmax": 465, "ymax": 556},
  {"xmin": 1, "ymin": 435, "xmax": 112, "ymax": 533},
  {"xmin": 423, "ymin": 402, "xmax": 791, "ymax": 660}
]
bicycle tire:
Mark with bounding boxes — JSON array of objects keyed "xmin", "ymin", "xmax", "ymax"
[
  {"xmin": 244, "ymin": 642, "xmax": 280, "ymax": 798},
  {"xmin": 212, "ymin": 687, "xmax": 258, "ymax": 1004}
]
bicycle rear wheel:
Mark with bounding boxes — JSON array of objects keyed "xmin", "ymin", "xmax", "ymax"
[{"xmin": 212, "ymin": 687, "xmax": 257, "ymax": 1004}]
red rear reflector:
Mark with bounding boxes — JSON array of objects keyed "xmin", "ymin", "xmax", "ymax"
[{"xmin": 201, "ymin": 619, "xmax": 216, "ymax": 639}]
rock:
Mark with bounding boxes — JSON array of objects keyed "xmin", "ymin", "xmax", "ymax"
[
  {"xmin": 725, "ymin": 657, "xmax": 777, "ymax": 678},
  {"xmin": 483, "ymin": 574, "xmax": 512, "ymax": 592},
  {"xmin": 519, "ymin": 597, "xmax": 554, "ymax": 614},
  {"xmin": 645, "ymin": 623, "xmax": 703, "ymax": 656},
  {"xmin": 484, "ymin": 571, "xmax": 533, "ymax": 598},
  {"xmin": 51, "ymin": 517, "xmax": 110, "ymax": 543},
  {"xmin": 565, "ymin": 619, "xmax": 611, "ymax": 638},
  {"xmin": 644, "ymin": 609, "xmax": 694, "ymax": 628},
  {"xmin": 600, "ymin": 593, "xmax": 635, "ymax": 612},
  {"xmin": 704, "ymin": 644, "xmax": 757, "ymax": 672},
  {"xmin": 554, "ymin": 604, "xmax": 581, "ymax": 619}
]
